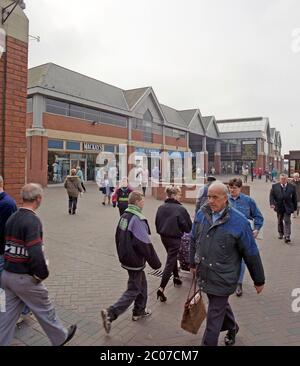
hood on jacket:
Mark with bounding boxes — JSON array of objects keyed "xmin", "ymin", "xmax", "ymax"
[{"xmin": 66, "ymin": 175, "xmax": 80, "ymax": 181}]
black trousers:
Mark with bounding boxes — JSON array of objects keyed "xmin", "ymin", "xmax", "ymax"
[
  {"xmin": 68, "ymin": 196, "xmax": 78, "ymax": 213},
  {"xmin": 118, "ymin": 204, "xmax": 128, "ymax": 216},
  {"xmin": 202, "ymin": 294, "xmax": 236, "ymax": 346},
  {"xmin": 81, "ymin": 182, "xmax": 86, "ymax": 192},
  {"xmin": 159, "ymin": 236, "xmax": 180, "ymax": 289},
  {"xmin": 108, "ymin": 270, "xmax": 147, "ymax": 321}
]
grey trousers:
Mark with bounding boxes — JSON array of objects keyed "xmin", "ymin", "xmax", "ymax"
[
  {"xmin": 108, "ymin": 270, "xmax": 147, "ymax": 320},
  {"xmin": 277, "ymin": 212, "xmax": 291, "ymax": 237},
  {"xmin": 0, "ymin": 270, "xmax": 67, "ymax": 346}
]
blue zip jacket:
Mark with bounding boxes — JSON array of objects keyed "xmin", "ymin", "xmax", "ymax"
[
  {"xmin": 0, "ymin": 192, "xmax": 17, "ymax": 255},
  {"xmin": 190, "ymin": 203, "xmax": 265, "ymax": 296},
  {"xmin": 228, "ymin": 193, "xmax": 264, "ymax": 231}
]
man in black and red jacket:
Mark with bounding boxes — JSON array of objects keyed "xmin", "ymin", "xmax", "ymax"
[{"xmin": 0, "ymin": 183, "xmax": 76, "ymax": 346}]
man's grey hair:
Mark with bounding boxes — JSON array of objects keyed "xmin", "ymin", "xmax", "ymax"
[
  {"xmin": 208, "ymin": 181, "xmax": 229, "ymax": 195},
  {"xmin": 21, "ymin": 183, "xmax": 43, "ymax": 202},
  {"xmin": 293, "ymin": 172, "xmax": 299, "ymax": 178},
  {"xmin": 0, "ymin": 175, "xmax": 3, "ymax": 186},
  {"xmin": 280, "ymin": 173, "xmax": 288, "ymax": 178}
]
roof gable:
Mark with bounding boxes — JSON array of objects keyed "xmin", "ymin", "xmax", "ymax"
[
  {"xmin": 202, "ymin": 116, "xmax": 220, "ymax": 139},
  {"xmin": 123, "ymin": 87, "xmax": 149, "ymax": 110},
  {"xmin": 186, "ymin": 110, "xmax": 205, "ymax": 135},
  {"xmin": 160, "ymin": 104, "xmax": 188, "ymax": 129},
  {"xmin": 130, "ymin": 88, "xmax": 165, "ymax": 123}
]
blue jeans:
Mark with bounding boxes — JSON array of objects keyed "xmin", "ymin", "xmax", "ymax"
[{"xmin": 238, "ymin": 259, "xmax": 246, "ymax": 284}]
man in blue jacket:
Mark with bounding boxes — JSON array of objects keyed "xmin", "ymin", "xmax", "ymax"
[
  {"xmin": 190, "ymin": 182, "xmax": 265, "ymax": 346},
  {"xmin": 0, "ymin": 175, "xmax": 17, "ymax": 284},
  {"xmin": 228, "ymin": 178, "xmax": 264, "ymax": 297},
  {"xmin": 101, "ymin": 191, "xmax": 161, "ymax": 334}
]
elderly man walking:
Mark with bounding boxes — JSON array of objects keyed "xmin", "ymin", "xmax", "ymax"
[
  {"xmin": 270, "ymin": 173, "xmax": 297, "ymax": 243},
  {"xmin": 0, "ymin": 183, "xmax": 77, "ymax": 346},
  {"xmin": 190, "ymin": 182, "xmax": 265, "ymax": 346}
]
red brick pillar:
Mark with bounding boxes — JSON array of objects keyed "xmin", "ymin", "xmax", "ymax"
[
  {"xmin": 0, "ymin": 7, "xmax": 28, "ymax": 204},
  {"xmin": 26, "ymin": 129, "xmax": 48, "ymax": 186},
  {"xmin": 214, "ymin": 153, "xmax": 221, "ymax": 174},
  {"xmin": 255, "ymin": 155, "xmax": 265, "ymax": 171},
  {"xmin": 214, "ymin": 141, "xmax": 221, "ymax": 174}
]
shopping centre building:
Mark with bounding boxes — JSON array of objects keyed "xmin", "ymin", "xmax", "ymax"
[{"xmin": 26, "ymin": 63, "xmax": 283, "ymax": 186}]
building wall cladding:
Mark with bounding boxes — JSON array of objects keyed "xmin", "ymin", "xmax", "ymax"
[
  {"xmin": 165, "ymin": 135, "xmax": 187, "ymax": 148},
  {"xmin": 0, "ymin": 35, "xmax": 28, "ymax": 204},
  {"xmin": 43, "ymin": 113, "xmax": 128, "ymax": 139}
]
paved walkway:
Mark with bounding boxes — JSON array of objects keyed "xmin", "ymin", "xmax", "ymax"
[{"xmin": 10, "ymin": 177, "xmax": 300, "ymax": 346}]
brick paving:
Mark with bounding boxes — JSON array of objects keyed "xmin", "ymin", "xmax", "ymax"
[{"xmin": 9, "ymin": 176, "xmax": 300, "ymax": 346}]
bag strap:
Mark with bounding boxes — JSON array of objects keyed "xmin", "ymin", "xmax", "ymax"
[{"xmin": 186, "ymin": 272, "xmax": 199, "ymax": 302}]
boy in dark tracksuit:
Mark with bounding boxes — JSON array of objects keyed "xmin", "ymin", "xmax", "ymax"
[
  {"xmin": 101, "ymin": 191, "xmax": 161, "ymax": 334},
  {"xmin": 115, "ymin": 177, "xmax": 132, "ymax": 216}
]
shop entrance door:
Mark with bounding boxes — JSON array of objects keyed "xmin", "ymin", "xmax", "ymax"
[{"xmin": 70, "ymin": 159, "xmax": 86, "ymax": 180}]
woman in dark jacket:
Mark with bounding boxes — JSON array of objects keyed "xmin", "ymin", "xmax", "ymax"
[{"xmin": 155, "ymin": 186, "xmax": 192, "ymax": 302}]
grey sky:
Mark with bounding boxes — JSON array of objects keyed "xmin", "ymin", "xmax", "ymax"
[{"xmin": 25, "ymin": 0, "xmax": 300, "ymax": 154}]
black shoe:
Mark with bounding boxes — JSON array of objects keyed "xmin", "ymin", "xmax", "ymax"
[
  {"xmin": 285, "ymin": 236, "xmax": 291, "ymax": 243},
  {"xmin": 68, "ymin": 209, "xmax": 71, "ymax": 215},
  {"xmin": 224, "ymin": 324, "xmax": 239, "ymax": 346},
  {"xmin": 278, "ymin": 234, "xmax": 283, "ymax": 239},
  {"xmin": 72, "ymin": 211, "xmax": 76, "ymax": 215},
  {"xmin": 59, "ymin": 324, "xmax": 77, "ymax": 346},
  {"xmin": 173, "ymin": 277, "xmax": 182, "ymax": 286},
  {"xmin": 236, "ymin": 284, "xmax": 243, "ymax": 297},
  {"xmin": 156, "ymin": 289, "xmax": 167, "ymax": 302},
  {"xmin": 102, "ymin": 202, "xmax": 105, "ymax": 206}
]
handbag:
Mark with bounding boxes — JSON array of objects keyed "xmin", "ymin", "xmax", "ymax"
[{"xmin": 181, "ymin": 274, "xmax": 206, "ymax": 334}]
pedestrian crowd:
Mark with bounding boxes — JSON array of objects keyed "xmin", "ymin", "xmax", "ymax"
[{"xmin": 1, "ymin": 168, "xmax": 300, "ymax": 347}]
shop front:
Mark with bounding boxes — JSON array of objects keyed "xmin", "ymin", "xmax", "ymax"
[
  {"xmin": 135, "ymin": 147, "xmax": 161, "ymax": 179},
  {"xmin": 47, "ymin": 139, "xmax": 118, "ymax": 184}
]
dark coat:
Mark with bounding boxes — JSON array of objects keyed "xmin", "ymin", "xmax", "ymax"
[
  {"xmin": 190, "ymin": 204, "xmax": 265, "ymax": 296},
  {"xmin": 115, "ymin": 208, "xmax": 161, "ymax": 271},
  {"xmin": 0, "ymin": 192, "xmax": 17, "ymax": 254},
  {"xmin": 155, "ymin": 198, "xmax": 192, "ymax": 238},
  {"xmin": 269, "ymin": 182, "xmax": 297, "ymax": 214}
]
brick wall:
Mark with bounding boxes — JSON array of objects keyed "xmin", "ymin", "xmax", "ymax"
[
  {"xmin": 26, "ymin": 132, "xmax": 48, "ymax": 186},
  {"xmin": 0, "ymin": 36, "xmax": 28, "ymax": 204},
  {"xmin": 165, "ymin": 136, "xmax": 187, "ymax": 148},
  {"xmin": 43, "ymin": 113, "xmax": 128, "ymax": 139}
]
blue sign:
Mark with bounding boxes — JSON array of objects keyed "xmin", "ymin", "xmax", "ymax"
[
  {"xmin": 136, "ymin": 147, "xmax": 160, "ymax": 156},
  {"xmin": 168, "ymin": 150, "xmax": 184, "ymax": 158}
]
